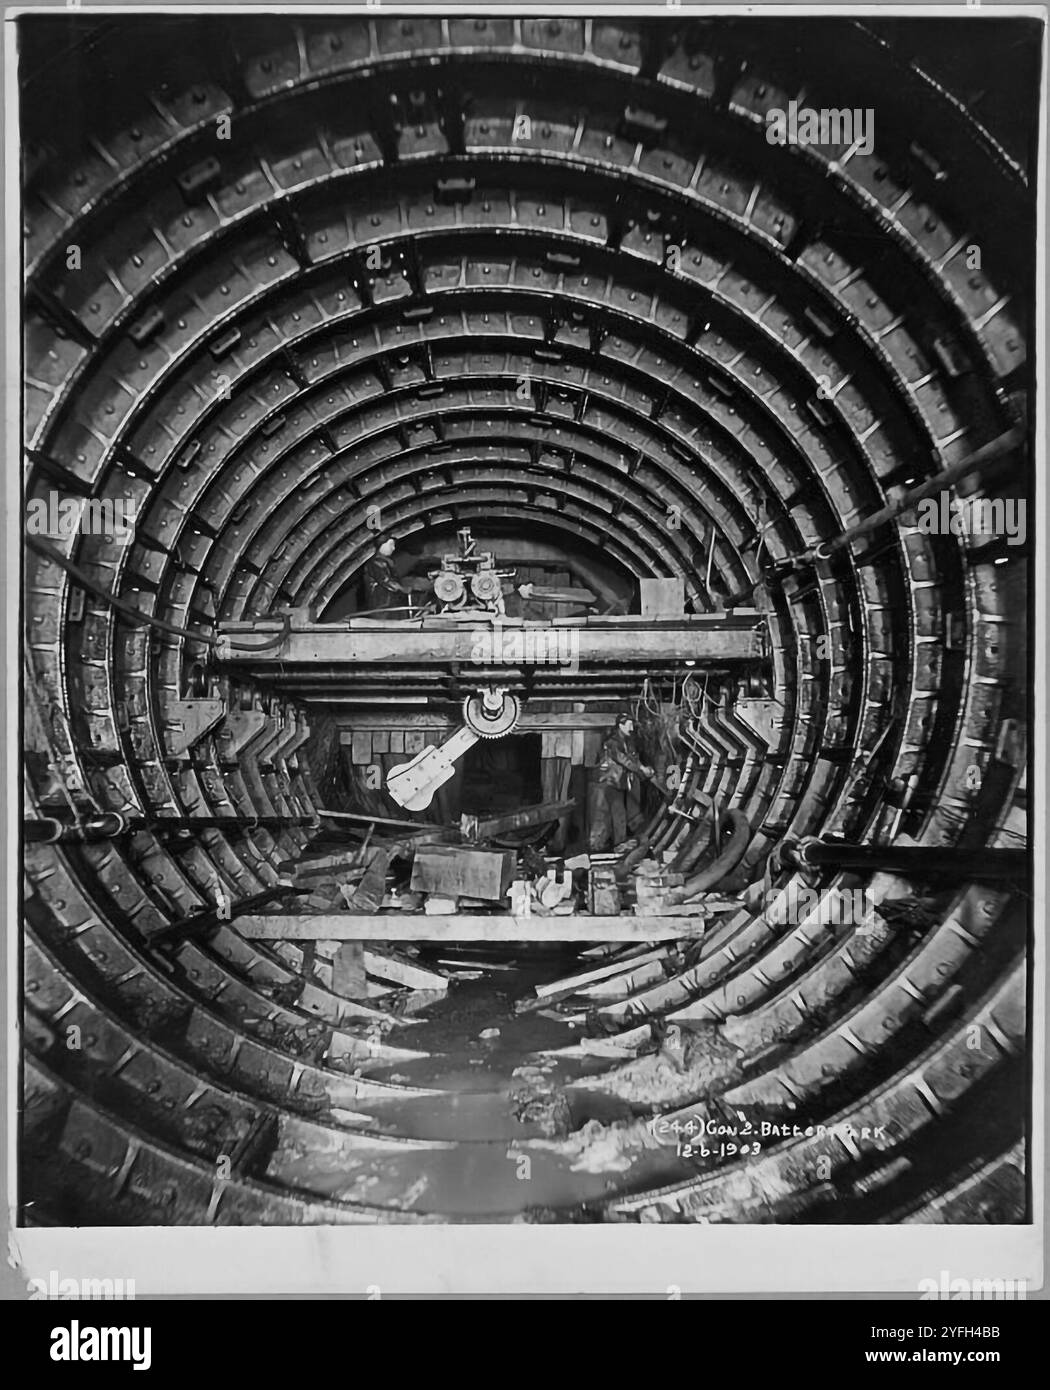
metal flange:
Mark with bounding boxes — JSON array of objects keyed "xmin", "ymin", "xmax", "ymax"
[{"xmin": 462, "ymin": 689, "xmax": 522, "ymax": 739}]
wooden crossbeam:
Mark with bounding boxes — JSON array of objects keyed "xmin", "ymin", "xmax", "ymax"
[
  {"xmin": 339, "ymin": 711, "xmax": 616, "ymax": 734},
  {"xmin": 237, "ymin": 913, "xmax": 704, "ymax": 941},
  {"xmin": 215, "ymin": 617, "xmax": 767, "ymax": 667}
]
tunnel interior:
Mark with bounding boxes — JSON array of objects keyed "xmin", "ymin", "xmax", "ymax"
[{"xmin": 18, "ymin": 12, "xmax": 1036, "ymax": 1226}]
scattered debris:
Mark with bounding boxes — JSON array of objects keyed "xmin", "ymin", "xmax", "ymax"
[
  {"xmin": 346, "ymin": 847, "xmax": 393, "ymax": 914},
  {"xmin": 568, "ymin": 1022, "xmax": 746, "ymax": 1105},
  {"xmin": 634, "ymin": 861, "xmax": 685, "ymax": 912},
  {"xmin": 509, "ymin": 1083, "xmax": 573, "ymax": 1137}
]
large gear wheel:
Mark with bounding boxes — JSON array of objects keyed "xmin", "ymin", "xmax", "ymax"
[{"xmin": 462, "ymin": 689, "xmax": 521, "ymax": 739}]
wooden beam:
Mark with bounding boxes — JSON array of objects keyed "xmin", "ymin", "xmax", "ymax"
[
  {"xmin": 216, "ymin": 618, "xmax": 766, "ymax": 666},
  {"xmin": 315, "ymin": 808, "xmax": 451, "ymax": 831},
  {"xmin": 237, "ymin": 914, "xmax": 705, "ymax": 941},
  {"xmin": 533, "ymin": 946, "xmax": 667, "ymax": 997},
  {"xmin": 463, "ymin": 798, "xmax": 577, "ymax": 840},
  {"xmin": 338, "ymin": 711, "xmax": 617, "ymax": 734}
]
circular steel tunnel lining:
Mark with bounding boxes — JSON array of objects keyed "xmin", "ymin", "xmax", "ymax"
[{"xmin": 20, "ymin": 14, "xmax": 1033, "ymax": 1226}]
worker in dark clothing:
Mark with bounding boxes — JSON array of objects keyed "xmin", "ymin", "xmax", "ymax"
[
  {"xmin": 589, "ymin": 714, "xmax": 654, "ymax": 852},
  {"xmin": 362, "ymin": 538, "xmax": 411, "ymax": 612}
]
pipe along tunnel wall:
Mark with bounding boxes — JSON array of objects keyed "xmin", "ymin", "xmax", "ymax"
[{"xmin": 18, "ymin": 13, "xmax": 1034, "ymax": 1224}]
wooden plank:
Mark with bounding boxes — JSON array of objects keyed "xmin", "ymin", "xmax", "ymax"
[
  {"xmin": 238, "ymin": 914, "xmax": 706, "ymax": 941},
  {"xmin": 364, "ymin": 949, "xmax": 450, "ymax": 991},
  {"xmin": 297, "ymin": 851, "xmax": 365, "ymax": 879},
  {"xmin": 346, "ymin": 848, "xmax": 391, "ymax": 913},
  {"xmin": 333, "ymin": 941, "xmax": 368, "ymax": 996},
  {"xmin": 533, "ymin": 946, "xmax": 667, "ymax": 997},
  {"xmin": 341, "ymin": 712, "xmax": 618, "ymax": 733},
  {"xmin": 351, "ymin": 732, "xmax": 372, "ymax": 765},
  {"xmin": 550, "ymin": 729, "xmax": 572, "ymax": 759},
  {"xmin": 315, "ymin": 809, "xmax": 451, "ymax": 832},
  {"xmin": 217, "ymin": 620, "xmax": 766, "ymax": 665},
  {"xmin": 464, "ymin": 799, "xmax": 576, "ymax": 840}
]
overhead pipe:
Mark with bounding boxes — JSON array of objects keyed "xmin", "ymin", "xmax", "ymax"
[
  {"xmin": 24, "ymin": 813, "xmax": 319, "ymax": 842},
  {"xmin": 24, "ymin": 812, "xmax": 128, "ymax": 842},
  {"xmin": 722, "ymin": 426, "xmax": 1024, "ymax": 605},
  {"xmin": 802, "ymin": 426, "xmax": 1024, "ymax": 564},
  {"xmin": 784, "ymin": 836, "xmax": 1027, "ymax": 881}
]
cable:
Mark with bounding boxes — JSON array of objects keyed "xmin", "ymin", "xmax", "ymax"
[
  {"xmin": 223, "ymin": 613, "xmax": 291, "ymax": 653},
  {"xmin": 669, "ymin": 809, "xmax": 752, "ymax": 903},
  {"xmin": 26, "ymin": 535, "xmax": 218, "ymax": 646}
]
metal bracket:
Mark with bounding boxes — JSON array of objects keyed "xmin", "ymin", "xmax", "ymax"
[
  {"xmin": 163, "ymin": 699, "xmax": 227, "ymax": 759},
  {"xmin": 216, "ymin": 709, "xmax": 269, "ymax": 760},
  {"xmin": 732, "ymin": 697, "xmax": 784, "ymax": 747}
]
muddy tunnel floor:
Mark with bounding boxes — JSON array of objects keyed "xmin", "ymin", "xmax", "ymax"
[{"xmin": 262, "ymin": 951, "xmax": 746, "ymax": 1220}]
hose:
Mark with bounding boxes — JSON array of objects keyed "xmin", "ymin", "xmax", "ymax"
[
  {"xmin": 666, "ymin": 809, "xmax": 752, "ymax": 904},
  {"xmin": 27, "ymin": 535, "xmax": 219, "ymax": 646}
]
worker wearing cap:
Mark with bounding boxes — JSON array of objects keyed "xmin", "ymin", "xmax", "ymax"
[
  {"xmin": 362, "ymin": 537, "xmax": 411, "ymax": 612},
  {"xmin": 589, "ymin": 714, "xmax": 654, "ymax": 852}
]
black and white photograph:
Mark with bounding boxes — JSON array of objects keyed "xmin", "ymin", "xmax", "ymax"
[{"xmin": 6, "ymin": 0, "xmax": 1045, "ymax": 1301}]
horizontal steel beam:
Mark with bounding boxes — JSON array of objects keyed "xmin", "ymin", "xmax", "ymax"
[
  {"xmin": 237, "ymin": 914, "xmax": 706, "ymax": 941},
  {"xmin": 216, "ymin": 615, "xmax": 768, "ymax": 667}
]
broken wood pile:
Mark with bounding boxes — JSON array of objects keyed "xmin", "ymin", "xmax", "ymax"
[
  {"xmin": 285, "ymin": 827, "xmax": 460, "ymax": 1000},
  {"xmin": 516, "ymin": 942, "xmax": 681, "ymax": 1014},
  {"xmin": 278, "ymin": 799, "xmax": 738, "ymax": 948}
]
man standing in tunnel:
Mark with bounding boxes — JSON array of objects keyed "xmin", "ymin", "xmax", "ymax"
[
  {"xmin": 362, "ymin": 537, "xmax": 412, "ymax": 613},
  {"xmin": 589, "ymin": 713, "xmax": 654, "ymax": 853}
]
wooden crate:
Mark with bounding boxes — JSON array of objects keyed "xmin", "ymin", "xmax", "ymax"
[{"xmin": 410, "ymin": 846, "xmax": 516, "ymax": 903}]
